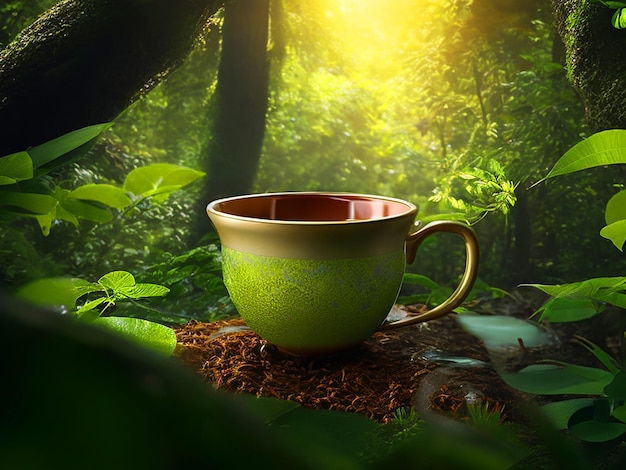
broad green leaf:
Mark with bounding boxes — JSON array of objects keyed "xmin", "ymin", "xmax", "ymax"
[
  {"xmin": 94, "ymin": 316, "xmax": 177, "ymax": 356},
  {"xmin": 600, "ymin": 220, "xmax": 626, "ymax": 251},
  {"xmin": 237, "ymin": 395, "xmax": 379, "ymax": 462},
  {"xmin": 605, "ymin": 370, "xmax": 626, "ymax": 400},
  {"xmin": 99, "ymin": 271, "xmax": 136, "ymax": 290},
  {"xmin": 116, "ymin": 283, "xmax": 170, "ymax": 299},
  {"xmin": 523, "ymin": 277, "xmax": 626, "ymax": 298},
  {"xmin": 500, "ymin": 363, "xmax": 613, "ymax": 395},
  {"xmin": 134, "ymin": 184, "xmax": 187, "ymax": 204},
  {"xmin": 540, "ymin": 398, "xmax": 594, "ymax": 431},
  {"xmin": 123, "ymin": 164, "xmax": 205, "ymax": 201},
  {"xmin": 236, "ymin": 395, "xmax": 302, "ymax": 424},
  {"xmin": 69, "ymin": 184, "xmax": 132, "ymax": 210},
  {"xmin": 16, "ymin": 277, "xmax": 99, "ymax": 310},
  {"xmin": 523, "ymin": 277, "xmax": 626, "ymax": 312},
  {"xmin": 233, "ymin": 395, "xmax": 396, "ymax": 468},
  {"xmin": 593, "ymin": 291, "xmax": 626, "ymax": 309},
  {"xmin": 569, "ymin": 420, "xmax": 626, "ymax": 442},
  {"xmin": 600, "ymin": 191, "xmax": 626, "ymax": 251},
  {"xmin": 612, "ymin": 404, "xmax": 626, "ymax": 423},
  {"xmin": 54, "ymin": 203, "xmax": 79, "ymax": 226},
  {"xmin": 575, "ymin": 336, "xmax": 621, "ymax": 375},
  {"xmin": 34, "ymin": 210, "xmax": 55, "ymax": 236},
  {"xmin": 456, "ymin": 314, "xmax": 553, "ymax": 349},
  {"xmin": 594, "ymin": 398, "xmax": 612, "ymax": 422},
  {"xmin": 402, "ymin": 273, "xmax": 440, "ymax": 290},
  {"xmin": 613, "ymin": 7, "xmax": 626, "ymax": 29},
  {"xmin": 0, "ymin": 152, "xmax": 33, "ymax": 184},
  {"xmin": 0, "ymin": 191, "xmax": 57, "ymax": 215},
  {"xmin": 535, "ymin": 297, "xmax": 603, "ymax": 323},
  {"xmin": 469, "ymin": 278, "xmax": 509, "ymax": 299},
  {"xmin": 540, "ymin": 130, "xmax": 626, "ymax": 182},
  {"xmin": 60, "ymin": 198, "xmax": 113, "ymax": 223},
  {"xmin": 28, "ymin": 123, "xmax": 113, "ymax": 169},
  {"xmin": 605, "ymin": 190, "xmax": 626, "ymax": 225}
]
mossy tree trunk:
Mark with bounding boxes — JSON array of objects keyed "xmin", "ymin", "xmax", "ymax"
[
  {"xmin": 550, "ymin": 0, "xmax": 626, "ymax": 130},
  {"xmin": 0, "ymin": 0, "xmax": 222, "ymax": 156}
]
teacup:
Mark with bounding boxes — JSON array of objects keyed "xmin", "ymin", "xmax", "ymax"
[{"xmin": 207, "ymin": 192, "xmax": 479, "ymax": 356}]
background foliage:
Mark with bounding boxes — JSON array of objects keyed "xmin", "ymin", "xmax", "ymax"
[
  {"xmin": 1, "ymin": 0, "xmax": 625, "ymax": 320},
  {"xmin": 4, "ymin": 1, "xmax": 626, "ymax": 465}
]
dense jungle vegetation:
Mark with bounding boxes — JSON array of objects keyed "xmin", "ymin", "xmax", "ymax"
[
  {"xmin": 3, "ymin": 0, "xmax": 624, "ymax": 322},
  {"xmin": 4, "ymin": 0, "xmax": 626, "ymax": 468}
]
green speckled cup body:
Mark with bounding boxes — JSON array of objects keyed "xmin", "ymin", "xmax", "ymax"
[
  {"xmin": 222, "ymin": 247, "xmax": 405, "ymax": 355},
  {"xmin": 207, "ymin": 192, "xmax": 479, "ymax": 355}
]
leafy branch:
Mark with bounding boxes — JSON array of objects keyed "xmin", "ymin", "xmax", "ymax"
[
  {"xmin": 499, "ymin": 130, "xmax": 626, "ymax": 442},
  {"xmin": 0, "ymin": 124, "xmax": 205, "ymax": 235},
  {"xmin": 17, "ymin": 270, "xmax": 176, "ymax": 355}
]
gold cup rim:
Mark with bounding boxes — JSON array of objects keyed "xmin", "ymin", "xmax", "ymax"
[{"xmin": 206, "ymin": 191, "xmax": 418, "ymax": 226}]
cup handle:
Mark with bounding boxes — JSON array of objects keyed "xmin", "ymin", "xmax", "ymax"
[{"xmin": 380, "ymin": 220, "xmax": 479, "ymax": 330}]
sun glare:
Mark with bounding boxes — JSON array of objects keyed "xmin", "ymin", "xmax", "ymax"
[{"xmin": 317, "ymin": 0, "xmax": 440, "ymax": 79}]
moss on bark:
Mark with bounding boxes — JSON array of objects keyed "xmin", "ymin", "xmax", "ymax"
[
  {"xmin": 551, "ymin": 0, "xmax": 626, "ymax": 130},
  {"xmin": 0, "ymin": 0, "xmax": 222, "ymax": 155}
]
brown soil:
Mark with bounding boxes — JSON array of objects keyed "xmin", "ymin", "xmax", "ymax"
[{"xmin": 174, "ymin": 302, "xmax": 543, "ymax": 424}]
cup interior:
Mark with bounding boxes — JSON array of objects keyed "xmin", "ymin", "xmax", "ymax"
[{"xmin": 212, "ymin": 193, "xmax": 412, "ymax": 222}]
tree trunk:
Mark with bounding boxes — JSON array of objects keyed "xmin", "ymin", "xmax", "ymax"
[
  {"xmin": 550, "ymin": 0, "xmax": 626, "ymax": 130},
  {"xmin": 0, "ymin": 0, "xmax": 222, "ymax": 156},
  {"xmin": 203, "ymin": 0, "xmax": 270, "ymax": 205}
]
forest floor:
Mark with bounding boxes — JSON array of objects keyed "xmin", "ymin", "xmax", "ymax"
[{"xmin": 173, "ymin": 292, "xmax": 626, "ymax": 466}]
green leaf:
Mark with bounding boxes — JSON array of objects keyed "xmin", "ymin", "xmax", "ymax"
[
  {"xmin": 575, "ymin": 336, "xmax": 621, "ymax": 375},
  {"xmin": 605, "ymin": 191, "xmax": 626, "ymax": 225},
  {"xmin": 77, "ymin": 297, "xmax": 108, "ymax": 317},
  {"xmin": 523, "ymin": 277, "xmax": 626, "ymax": 298},
  {"xmin": 605, "ymin": 370, "xmax": 626, "ymax": 400},
  {"xmin": 539, "ymin": 130, "xmax": 626, "ymax": 182},
  {"xmin": 28, "ymin": 123, "xmax": 113, "ymax": 169},
  {"xmin": 612, "ymin": 8, "xmax": 626, "ymax": 28},
  {"xmin": 54, "ymin": 203, "xmax": 79, "ymax": 226},
  {"xmin": 16, "ymin": 277, "xmax": 99, "ymax": 310},
  {"xmin": 535, "ymin": 297, "xmax": 603, "ymax": 323},
  {"xmin": 540, "ymin": 398, "xmax": 594, "ymax": 431},
  {"xmin": 34, "ymin": 210, "xmax": 56, "ymax": 236},
  {"xmin": 594, "ymin": 398, "xmax": 612, "ymax": 422},
  {"xmin": 600, "ymin": 220, "xmax": 626, "ymax": 251},
  {"xmin": 593, "ymin": 291, "xmax": 626, "ymax": 309},
  {"xmin": 500, "ymin": 363, "xmax": 614, "ymax": 395},
  {"xmin": 0, "ymin": 191, "xmax": 57, "ymax": 215},
  {"xmin": 99, "ymin": 271, "xmax": 136, "ymax": 290},
  {"xmin": 612, "ymin": 404, "xmax": 626, "ymax": 423},
  {"xmin": 523, "ymin": 277, "xmax": 626, "ymax": 312},
  {"xmin": 69, "ymin": 184, "xmax": 132, "ymax": 210},
  {"xmin": 59, "ymin": 198, "xmax": 113, "ymax": 224},
  {"xmin": 0, "ymin": 152, "xmax": 33, "ymax": 184},
  {"xmin": 569, "ymin": 420, "xmax": 626, "ymax": 442},
  {"xmin": 116, "ymin": 283, "xmax": 170, "ymax": 299},
  {"xmin": 123, "ymin": 164, "xmax": 205, "ymax": 202},
  {"xmin": 402, "ymin": 273, "xmax": 440, "ymax": 290},
  {"xmin": 94, "ymin": 317, "xmax": 177, "ymax": 356},
  {"xmin": 599, "ymin": 191, "xmax": 626, "ymax": 251},
  {"xmin": 237, "ymin": 395, "xmax": 379, "ymax": 460}
]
